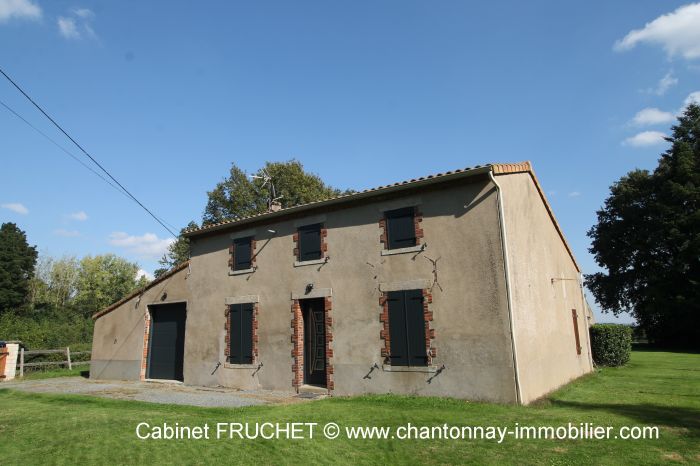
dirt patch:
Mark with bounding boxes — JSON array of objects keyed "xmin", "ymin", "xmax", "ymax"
[{"xmin": 1, "ymin": 376, "xmax": 318, "ymax": 408}]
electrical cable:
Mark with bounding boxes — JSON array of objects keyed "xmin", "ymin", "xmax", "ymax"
[{"xmin": 0, "ymin": 67, "xmax": 177, "ymax": 237}]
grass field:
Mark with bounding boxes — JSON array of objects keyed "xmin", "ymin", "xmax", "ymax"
[
  {"xmin": 19, "ymin": 367, "xmax": 88, "ymax": 380},
  {"xmin": 1, "ymin": 349, "xmax": 698, "ymax": 465}
]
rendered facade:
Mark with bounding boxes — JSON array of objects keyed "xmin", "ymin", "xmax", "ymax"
[{"xmin": 91, "ymin": 161, "xmax": 594, "ymax": 404}]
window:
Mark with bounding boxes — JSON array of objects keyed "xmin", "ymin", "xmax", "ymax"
[
  {"xmin": 297, "ymin": 223, "xmax": 322, "ymax": 262},
  {"xmin": 387, "ymin": 289, "xmax": 427, "ymax": 366},
  {"xmin": 571, "ymin": 309, "xmax": 582, "ymax": 355},
  {"xmin": 385, "ymin": 207, "xmax": 416, "ymax": 250},
  {"xmin": 228, "ymin": 303, "xmax": 254, "ymax": 364},
  {"xmin": 232, "ymin": 236, "xmax": 253, "ymax": 271}
]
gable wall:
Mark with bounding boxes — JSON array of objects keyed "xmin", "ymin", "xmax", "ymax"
[
  {"xmin": 90, "ymin": 266, "xmax": 190, "ymax": 380},
  {"xmin": 498, "ymin": 172, "xmax": 593, "ymax": 403}
]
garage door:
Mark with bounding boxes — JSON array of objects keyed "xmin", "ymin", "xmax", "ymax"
[{"xmin": 147, "ymin": 302, "xmax": 186, "ymax": 381}]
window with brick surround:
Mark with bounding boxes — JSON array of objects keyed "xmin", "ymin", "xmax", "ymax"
[
  {"xmin": 297, "ymin": 223, "xmax": 323, "ymax": 261},
  {"xmin": 227, "ymin": 303, "xmax": 254, "ymax": 364},
  {"xmin": 384, "ymin": 207, "xmax": 418, "ymax": 250},
  {"xmin": 230, "ymin": 236, "xmax": 254, "ymax": 271},
  {"xmin": 386, "ymin": 289, "xmax": 428, "ymax": 366}
]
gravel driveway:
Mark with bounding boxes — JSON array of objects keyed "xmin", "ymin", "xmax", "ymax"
[{"xmin": 0, "ymin": 377, "xmax": 319, "ymax": 407}]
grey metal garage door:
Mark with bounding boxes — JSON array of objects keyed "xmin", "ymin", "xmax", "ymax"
[{"xmin": 147, "ymin": 302, "xmax": 186, "ymax": 381}]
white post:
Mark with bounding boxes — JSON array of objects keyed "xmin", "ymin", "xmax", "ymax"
[
  {"xmin": 19, "ymin": 348, "xmax": 24, "ymax": 377},
  {"xmin": 66, "ymin": 347, "xmax": 72, "ymax": 370}
]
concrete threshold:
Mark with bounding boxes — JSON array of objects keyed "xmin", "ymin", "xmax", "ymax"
[
  {"xmin": 143, "ymin": 379, "xmax": 184, "ymax": 385},
  {"xmin": 298, "ymin": 384, "xmax": 327, "ymax": 395}
]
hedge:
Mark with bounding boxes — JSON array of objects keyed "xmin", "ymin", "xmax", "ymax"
[
  {"xmin": 589, "ymin": 324, "xmax": 632, "ymax": 367},
  {"xmin": 0, "ymin": 311, "xmax": 93, "ymax": 350}
]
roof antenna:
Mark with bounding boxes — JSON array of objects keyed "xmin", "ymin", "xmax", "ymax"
[{"xmin": 250, "ymin": 169, "xmax": 283, "ymax": 212}]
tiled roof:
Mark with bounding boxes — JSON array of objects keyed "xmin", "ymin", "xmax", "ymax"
[
  {"xmin": 92, "ymin": 261, "xmax": 189, "ymax": 320},
  {"xmin": 184, "ymin": 163, "xmax": 493, "ymax": 237},
  {"xmin": 184, "ymin": 161, "xmax": 580, "ymax": 271}
]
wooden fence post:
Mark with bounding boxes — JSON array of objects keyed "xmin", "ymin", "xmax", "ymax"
[
  {"xmin": 19, "ymin": 347, "xmax": 24, "ymax": 378},
  {"xmin": 66, "ymin": 347, "xmax": 72, "ymax": 370}
]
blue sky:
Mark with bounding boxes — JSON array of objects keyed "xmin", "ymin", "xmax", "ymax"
[{"xmin": 1, "ymin": 1, "xmax": 699, "ymax": 323}]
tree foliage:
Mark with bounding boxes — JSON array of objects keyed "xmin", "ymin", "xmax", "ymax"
[
  {"xmin": 155, "ymin": 160, "xmax": 350, "ymax": 277},
  {"xmin": 154, "ymin": 221, "xmax": 197, "ymax": 278},
  {"xmin": 0, "ymin": 223, "xmax": 38, "ymax": 313},
  {"xmin": 0, "ymin": 247, "xmax": 147, "ymax": 347},
  {"xmin": 28, "ymin": 255, "xmax": 79, "ymax": 312},
  {"xmin": 202, "ymin": 160, "xmax": 349, "ymax": 225},
  {"xmin": 586, "ymin": 104, "xmax": 700, "ymax": 348},
  {"xmin": 72, "ymin": 254, "xmax": 145, "ymax": 316}
]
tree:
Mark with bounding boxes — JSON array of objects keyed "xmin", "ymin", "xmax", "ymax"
[
  {"xmin": 586, "ymin": 104, "xmax": 700, "ymax": 348},
  {"xmin": 154, "ymin": 221, "xmax": 198, "ymax": 278},
  {"xmin": 0, "ymin": 223, "xmax": 38, "ymax": 313},
  {"xmin": 155, "ymin": 160, "xmax": 351, "ymax": 278},
  {"xmin": 202, "ymin": 160, "xmax": 350, "ymax": 225},
  {"xmin": 27, "ymin": 254, "xmax": 79, "ymax": 312},
  {"xmin": 72, "ymin": 254, "xmax": 144, "ymax": 315}
]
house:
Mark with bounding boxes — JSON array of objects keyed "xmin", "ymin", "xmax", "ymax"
[{"xmin": 91, "ymin": 161, "xmax": 594, "ymax": 404}]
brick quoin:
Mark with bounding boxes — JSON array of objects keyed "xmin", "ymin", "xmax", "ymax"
[
  {"xmin": 379, "ymin": 289, "xmax": 436, "ymax": 365},
  {"xmin": 379, "ymin": 295, "xmax": 390, "ymax": 362},
  {"xmin": 414, "ymin": 209, "xmax": 424, "ymax": 243},
  {"xmin": 321, "ymin": 227, "xmax": 328, "ymax": 256},
  {"xmin": 140, "ymin": 311, "xmax": 152, "ymax": 380},
  {"xmin": 252, "ymin": 303, "xmax": 259, "ymax": 360},
  {"xmin": 291, "ymin": 300, "xmax": 303, "ymax": 389},
  {"xmin": 224, "ymin": 305, "xmax": 231, "ymax": 359},
  {"xmin": 422, "ymin": 289, "xmax": 436, "ymax": 364},
  {"xmin": 324, "ymin": 297, "xmax": 334, "ymax": 391}
]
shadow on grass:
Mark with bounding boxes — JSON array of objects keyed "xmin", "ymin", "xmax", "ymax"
[
  {"xmin": 632, "ymin": 343, "xmax": 700, "ymax": 354},
  {"xmin": 551, "ymin": 399, "xmax": 700, "ymax": 435}
]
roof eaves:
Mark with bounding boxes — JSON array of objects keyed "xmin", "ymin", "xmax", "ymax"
[
  {"xmin": 92, "ymin": 261, "xmax": 189, "ymax": 320},
  {"xmin": 184, "ymin": 164, "xmax": 494, "ymax": 238}
]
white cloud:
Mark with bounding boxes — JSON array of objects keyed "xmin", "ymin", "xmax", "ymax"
[
  {"xmin": 649, "ymin": 71, "xmax": 678, "ymax": 95},
  {"xmin": 622, "ymin": 131, "xmax": 668, "ymax": 147},
  {"xmin": 57, "ymin": 16, "xmax": 79, "ymax": 39},
  {"xmin": 568, "ymin": 191, "xmax": 581, "ymax": 198},
  {"xmin": 1, "ymin": 202, "xmax": 28, "ymax": 214},
  {"xmin": 67, "ymin": 210, "xmax": 88, "ymax": 221},
  {"xmin": 0, "ymin": 0, "xmax": 41, "ymax": 23},
  {"xmin": 614, "ymin": 3, "xmax": 700, "ymax": 60},
  {"xmin": 54, "ymin": 229, "xmax": 80, "ymax": 237},
  {"xmin": 108, "ymin": 232, "xmax": 174, "ymax": 259},
  {"xmin": 136, "ymin": 269, "xmax": 154, "ymax": 281},
  {"xmin": 683, "ymin": 91, "xmax": 700, "ymax": 108},
  {"xmin": 73, "ymin": 8, "xmax": 93, "ymax": 19},
  {"xmin": 631, "ymin": 107, "xmax": 675, "ymax": 126},
  {"xmin": 57, "ymin": 8, "xmax": 96, "ymax": 40}
]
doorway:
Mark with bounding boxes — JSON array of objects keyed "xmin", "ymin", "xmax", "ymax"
[
  {"xmin": 301, "ymin": 298, "xmax": 326, "ymax": 387},
  {"xmin": 147, "ymin": 302, "xmax": 187, "ymax": 381}
]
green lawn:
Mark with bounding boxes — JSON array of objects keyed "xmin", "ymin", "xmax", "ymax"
[
  {"xmin": 19, "ymin": 367, "xmax": 89, "ymax": 380},
  {"xmin": 1, "ymin": 350, "xmax": 698, "ymax": 465}
]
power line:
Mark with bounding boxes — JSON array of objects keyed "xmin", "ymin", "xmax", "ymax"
[
  {"xmin": 0, "ymin": 98, "xmax": 179, "ymax": 233},
  {"xmin": 0, "ymin": 99, "xmax": 130, "ymax": 201},
  {"xmin": 0, "ymin": 67, "xmax": 177, "ymax": 238}
]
